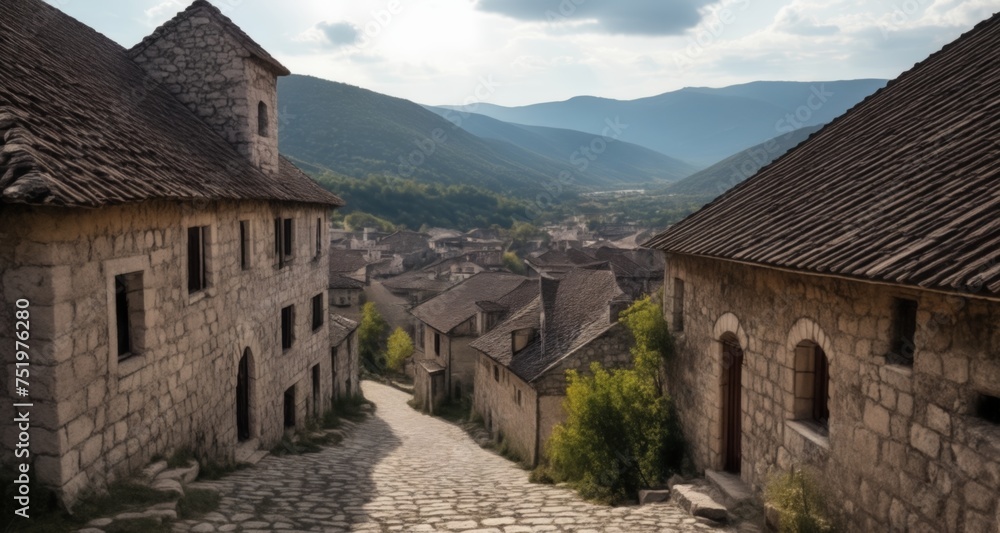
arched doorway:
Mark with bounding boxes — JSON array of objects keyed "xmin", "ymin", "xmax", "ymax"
[
  {"xmin": 237, "ymin": 348, "xmax": 252, "ymax": 441},
  {"xmin": 720, "ymin": 335, "xmax": 744, "ymax": 473}
]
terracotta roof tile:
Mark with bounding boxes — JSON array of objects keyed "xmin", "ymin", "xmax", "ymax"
[{"xmin": 644, "ymin": 14, "xmax": 1000, "ymax": 297}]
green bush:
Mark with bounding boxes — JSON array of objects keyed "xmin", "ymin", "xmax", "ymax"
[
  {"xmin": 359, "ymin": 302, "xmax": 389, "ymax": 372},
  {"xmin": 765, "ymin": 468, "xmax": 838, "ymax": 533},
  {"xmin": 545, "ymin": 295, "xmax": 683, "ymax": 504},
  {"xmin": 385, "ymin": 327, "xmax": 414, "ymax": 375}
]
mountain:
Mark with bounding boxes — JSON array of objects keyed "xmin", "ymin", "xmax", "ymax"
[
  {"xmin": 277, "ymin": 75, "xmax": 692, "ymax": 199},
  {"xmin": 442, "ymin": 80, "xmax": 886, "ymax": 166},
  {"xmin": 662, "ymin": 125, "xmax": 823, "ymax": 197},
  {"xmin": 424, "ymin": 107, "xmax": 697, "ymax": 182}
]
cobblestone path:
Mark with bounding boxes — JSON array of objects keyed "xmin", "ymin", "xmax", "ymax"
[{"xmin": 173, "ymin": 381, "xmax": 721, "ymax": 532}]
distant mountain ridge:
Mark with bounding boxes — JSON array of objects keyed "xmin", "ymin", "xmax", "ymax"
[
  {"xmin": 277, "ymin": 75, "xmax": 694, "ymax": 200},
  {"xmin": 441, "ymin": 80, "xmax": 887, "ymax": 166}
]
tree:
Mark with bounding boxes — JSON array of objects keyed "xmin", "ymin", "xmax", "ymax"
[
  {"xmin": 358, "ymin": 302, "xmax": 388, "ymax": 372},
  {"xmin": 545, "ymin": 294, "xmax": 682, "ymax": 504},
  {"xmin": 385, "ymin": 327, "xmax": 414, "ymax": 375},
  {"xmin": 502, "ymin": 251, "xmax": 526, "ymax": 275}
]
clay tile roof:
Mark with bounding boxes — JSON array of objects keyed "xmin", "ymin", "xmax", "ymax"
[
  {"xmin": 130, "ymin": 0, "xmax": 290, "ymax": 76},
  {"xmin": 329, "ymin": 275, "xmax": 365, "ymax": 290},
  {"xmin": 411, "ymin": 272, "xmax": 530, "ymax": 334},
  {"xmin": 644, "ymin": 14, "xmax": 1000, "ymax": 298},
  {"xmin": 329, "ymin": 250, "xmax": 372, "ymax": 275},
  {"xmin": 379, "ymin": 231, "xmax": 431, "ymax": 254},
  {"xmin": 0, "ymin": 0, "xmax": 343, "ymax": 208},
  {"xmin": 472, "ymin": 269, "xmax": 627, "ymax": 382},
  {"xmin": 329, "ymin": 314, "xmax": 359, "ymax": 345}
]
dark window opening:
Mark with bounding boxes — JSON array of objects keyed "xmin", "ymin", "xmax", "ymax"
[
  {"xmin": 114, "ymin": 271, "xmax": 145, "ymax": 361},
  {"xmin": 115, "ymin": 275, "xmax": 131, "ymax": 357},
  {"xmin": 434, "ymin": 332, "xmax": 441, "ymax": 356},
  {"xmin": 315, "ymin": 217, "xmax": 322, "ymax": 257},
  {"xmin": 283, "ymin": 386, "xmax": 295, "ymax": 428},
  {"xmin": 274, "ymin": 217, "xmax": 294, "ymax": 268},
  {"xmin": 187, "ymin": 226, "xmax": 207, "ymax": 293},
  {"xmin": 240, "ymin": 220, "xmax": 251, "ymax": 270},
  {"xmin": 891, "ymin": 298, "xmax": 918, "ymax": 365},
  {"xmin": 258, "ymin": 101, "xmax": 269, "ymax": 137},
  {"xmin": 813, "ymin": 349, "xmax": 830, "ymax": 428},
  {"xmin": 331, "ymin": 347, "xmax": 339, "ymax": 402},
  {"xmin": 493, "ymin": 365, "xmax": 499, "ymax": 382},
  {"xmin": 312, "ymin": 293, "xmax": 324, "ymax": 331},
  {"xmin": 281, "ymin": 305, "xmax": 294, "ymax": 351},
  {"xmin": 976, "ymin": 394, "xmax": 1000, "ymax": 425},
  {"xmin": 672, "ymin": 278, "xmax": 685, "ymax": 332}
]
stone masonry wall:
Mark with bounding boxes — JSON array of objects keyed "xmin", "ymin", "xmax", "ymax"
[
  {"xmin": 0, "ymin": 200, "xmax": 332, "ymax": 504},
  {"xmin": 130, "ymin": 10, "xmax": 280, "ymax": 174},
  {"xmin": 663, "ymin": 253, "xmax": 1000, "ymax": 532},
  {"xmin": 473, "ymin": 353, "xmax": 538, "ymax": 464}
]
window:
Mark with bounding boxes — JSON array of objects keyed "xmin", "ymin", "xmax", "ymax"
[
  {"xmin": 281, "ymin": 305, "xmax": 295, "ymax": 351},
  {"xmin": 239, "ymin": 220, "xmax": 251, "ymax": 270},
  {"xmin": 258, "ymin": 101, "xmax": 268, "ymax": 137},
  {"xmin": 494, "ymin": 364, "xmax": 499, "ymax": 382},
  {"xmin": 315, "ymin": 217, "xmax": 322, "ymax": 258},
  {"xmin": 516, "ymin": 388, "xmax": 522, "ymax": 407},
  {"xmin": 976, "ymin": 393, "xmax": 1000, "ymax": 425},
  {"xmin": 114, "ymin": 272, "xmax": 144, "ymax": 359},
  {"xmin": 283, "ymin": 386, "xmax": 295, "ymax": 428},
  {"xmin": 890, "ymin": 298, "xmax": 918, "ymax": 365},
  {"xmin": 434, "ymin": 332, "xmax": 441, "ymax": 356},
  {"xmin": 331, "ymin": 347, "xmax": 339, "ymax": 401},
  {"xmin": 312, "ymin": 294, "xmax": 324, "ymax": 331},
  {"xmin": 672, "ymin": 278, "xmax": 685, "ymax": 332},
  {"xmin": 793, "ymin": 341, "xmax": 829, "ymax": 431},
  {"xmin": 187, "ymin": 226, "xmax": 207, "ymax": 293},
  {"xmin": 274, "ymin": 217, "xmax": 294, "ymax": 268}
]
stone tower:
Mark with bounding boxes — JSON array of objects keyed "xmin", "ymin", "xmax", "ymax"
[{"xmin": 129, "ymin": 0, "xmax": 288, "ymax": 174}]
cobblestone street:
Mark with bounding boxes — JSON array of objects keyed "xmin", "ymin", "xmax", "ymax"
[{"xmin": 173, "ymin": 381, "xmax": 720, "ymax": 532}]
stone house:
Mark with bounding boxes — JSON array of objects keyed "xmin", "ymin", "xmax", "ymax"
[
  {"xmin": 644, "ymin": 15, "xmax": 1000, "ymax": 532},
  {"xmin": 470, "ymin": 269, "xmax": 634, "ymax": 465},
  {"xmin": 410, "ymin": 272, "xmax": 534, "ymax": 412},
  {"xmin": 329, "ymin": 316, "xmax": 361, "ymax": 404},
  {"xmin": 0, "ymin": 0, "xmax": 347, "ymax": 505},
  {"xmin": 378, "ymin": 230, "xmax": 436, "ymax": 270}
]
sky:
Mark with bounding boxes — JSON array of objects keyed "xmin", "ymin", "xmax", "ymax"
[{"xmin": 45, "ymin": 0, "xmax": 1000, "ymax": 107}]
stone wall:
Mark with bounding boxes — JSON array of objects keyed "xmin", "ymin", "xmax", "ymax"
[
  {"xmin": 130, "ymin": 9, "xmax": 280, "ymax": 174},
  {"xmin": 0, "ymin": 199, "xmax": 332, "ymax": 504},
  {"xmin": 663, "ymin": 253, "xmax": 1000, "ymax": 532},
  {"xmin": 331, "ymin": 329, "xmax": 360, "ymax": 401},
  {"xmin": 473, "ymin": 353, "xmax": 538, "ymax": 464}
]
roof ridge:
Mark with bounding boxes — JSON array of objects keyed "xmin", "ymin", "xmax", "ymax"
[{"xmin": 129, "ymin": 0, "xmax": 289, "ymax": 76}]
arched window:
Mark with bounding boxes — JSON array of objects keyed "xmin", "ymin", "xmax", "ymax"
[
  {"xmin": 794, "ymin": 341, "xmax": 829, "ymax": 430},
  {"xmin": 257, "ymin": 101, "xmax": 269, "ymax": 137}
]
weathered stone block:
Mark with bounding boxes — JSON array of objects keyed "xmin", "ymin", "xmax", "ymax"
[{"xmin": 910, "ymin": 424, "xmax": 940, "ymax": 459}]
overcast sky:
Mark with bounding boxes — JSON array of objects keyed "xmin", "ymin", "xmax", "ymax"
[{"xmin": 46, "ymin": 0, "xmax": 1000, "ymax": 106}]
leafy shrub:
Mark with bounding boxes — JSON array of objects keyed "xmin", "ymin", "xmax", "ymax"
[
  {"xmin": 359, "ymin": 302, "xmax": 389, "ymax": 372},
  {"xmin": 385, "ymin": 327, "xmax": 414, "ymax": 374},
  {"xmin": 765, "ymin": 468, "xmax": 838, "ymax": 533}
]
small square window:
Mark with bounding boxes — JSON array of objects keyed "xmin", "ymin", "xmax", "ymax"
[
  {"xmin": 890, "ymin": 298, "xmax": 918, "ymax": 365},
  {"xmin": 312, "ymin": 294, "xmax": 324, "ymax": 331},
  {"xmin": 281, "ymin": 305, "xmax": 295, "ymax": 351}
]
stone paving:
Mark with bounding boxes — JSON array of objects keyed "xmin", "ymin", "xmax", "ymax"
[{"xmin": 172, "ymin": 381, "xmax": 725, "ymax": 532}]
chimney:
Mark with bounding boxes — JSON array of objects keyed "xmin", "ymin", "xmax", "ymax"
[{"xmin": 129, "ymin": 1, "xmax": 288, "ymax": 174}]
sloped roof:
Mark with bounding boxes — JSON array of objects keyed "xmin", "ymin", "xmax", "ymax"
[
  {"xmin": 472, "ymin": 269, "xmax": 627, "ymax": 382},
  {"xmin": 330, "ymin": 250, "xmax": 372, "ymax": 275},
  {"xmin": 0, "ymin": 0, "xmax": 343, "ymax": 208},
  {"xmin": 379, "ymin": 230, "xmax": 431, "ymax": 254},
  {"xmin": 130, "ymin": 0, "xmax": 290, "ymax": 76},
  {"xmin": 329, "ymin": 275, "xmax": 364, "ymax": 290},
  {"xmin": 382, "ymin": 270, "xmax": 457, "ymax": 293},
  {"xmin": 411, "ymin": 272, "xmax": 529, "ymax": 333},
  {"xmin": 330, "ymin": 314, "xmax": 359, "ymax": 345},
  {"xmin": 644, "ymin": 14, "xmax": 1000, "ymax": 298}
]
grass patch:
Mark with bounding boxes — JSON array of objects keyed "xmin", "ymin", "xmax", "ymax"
[
  {"xmin": 166, "ymin": 447, "xmax": 195, "ymax": 469},
  {"xmin": 198, "ymin": 459, "xmax": 250, "ymax": 481},
  {"xmin": 765, "ymin": 468, "xmax": 839, "ymax": 533},
  {"xmin": 177, "ymin": 488, "xmax": 222, "ymax": 519}
]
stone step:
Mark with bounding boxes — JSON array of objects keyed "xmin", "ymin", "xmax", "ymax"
[
  {"xmin": 705, "ymin": 469, "xmax": 753, "ymax": 507},
  {"xmin": 671, "ymin": 484, "xmax": 729, "ymax": 524}
]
